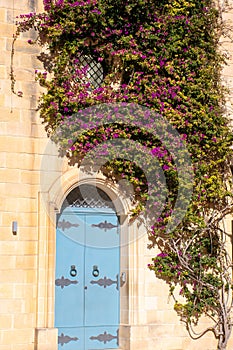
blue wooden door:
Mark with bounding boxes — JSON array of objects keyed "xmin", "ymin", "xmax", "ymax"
[{"xmin": 55, "ymin": 206, "xmax": 120, "ymax": 350}]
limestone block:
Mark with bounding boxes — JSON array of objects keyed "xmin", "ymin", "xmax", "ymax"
[
  {"xmin": 0, "ymin": 225, "xmax": 38, "ymax": 241},
  {"xmin": 15, "ymin": 197, "xmax": 37, "ymax": 213},
  {"xmin": 5, "ymin": 152, "xmax": 37, "ymax": 169},
  {"xmin": 0, "ymin": 241, "xmax": 37, "ymax": 256},
  {"xmin": 0, "ymin": 256, "xmax": 16, "ymax": 270},
  {"xmin": 6, "ymin": 38, "xmax": 40, "ymax": 55},
  {"xmin": 150, "ymin": 337, "xmax": 183, "ymax": 350},
  {"xmin": 182, "ymin": 336, "xmax": 217, "ymax": 350},
  {"xmin": 0, "ymin": 269, "xmax": 37, "ymax": 286},
  {"xmin": 15, "ymin": 255, "xmax": 37, "ymax": 270},
  {"xmin": 4, "ymin": 93, "xmax": 33, "ymax": 111},
  {"xmin": 1, "ymin": 329, "xmax": 34, "ymax": 345},
  {"xmin": 18, "ymin": 83, "xmax": 38, "ymax": 99},
  {"xmin": 0, "ymin": 94, "xmax": 5, "ymax": 108},
  {"xmin": 0, "ymin": 66, "xmax": 7, "ymax": 79},
  {"xmin": 13, "ymin": 68, "xmax": 35, "ymax": 82},
  {"xmin": 2, "ymin": 194, "xmax": 38, "ymax": 211},
  {"xmin": 129, "ymin": 339, "xmax": 149, "ymax": 350},
  {"xmin": 35, "ymin": 328, "xmax": 58, "ymax": 350},
  {"xmin": 19, "ymin": 108, "xmax": 41, "ymax": 125},
  {"xmin": 10, "ymin": 345, "xmax": 34, "ymax": 350},
  {"xmin": 0, "ymin": 121, "xmax": 7, "ymax": 135},
  {"xmin": 0, "ymin": 8, "xmax": 6, "ymax": 22},
  {"xmin": 15, "ymin": 226, "xmax": 38, "ymax": 241},
  {"xmin": 24, "ymin": 297, "xmax": 37, "ymax": 314},
  {"xmin": 222, "ymin": 63, "xmax": 233, "ymax": 78},
  {"xmin": 13, "ymin": 313, "xmax": 35, "ymax": 329},
  {"xmin": 144, "ymin": 295, "xmax": 158, "ymax": 310},
  {"xmin": 20, "ymin": 170, "xmax": 40, "ymax": 184},
  {"xmin": 0, "ymin": 168, "xmax": 21, "ymax": 183},
  {"xmin": 0, "ymin": 345, "xmax": 12, "ymax": 350},
  {"xmin": 0, "ymin": 107, "xmax": 20, "ymax": 123},
  {"xmin": 0, "ymin": 23, "xmax": 15, "ymax": 37},
  {"xmin": 31, "ymin": 122, "xmax": 47, "ymax": 138},
  {"xmin": 0, "ymin": 284, "xmax": 14, "ymax": 299},
  {"xmin": 0, "ymin": 0, "xmax": 29, "ymax": 10},
  {"xmin": 0, "ymin": 299, "xmax": 25, "ymax": 314},
  {"xmin": 14, "ymin": 283, "xmax": 37, "ymax": 299},
  {"xmin": 0, "ymin": 315, "xmax": 12, "ymax": 329},
  {"xmin": 0, "ymin": 136, "xmax": 30, "ymax": 152},
  {"xmin": 2, "ymin": 212, "xmax": 38, "ymax": 228}
]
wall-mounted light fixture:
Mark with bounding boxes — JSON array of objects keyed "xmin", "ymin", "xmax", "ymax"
[{"xmin": 12, "ymin": 221, "xmax": 17, "ymax": 235}]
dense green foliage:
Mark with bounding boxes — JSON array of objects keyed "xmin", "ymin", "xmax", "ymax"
[{"xmin": 14, "ymin": 0, "xmax": 233, "ymax": 347}]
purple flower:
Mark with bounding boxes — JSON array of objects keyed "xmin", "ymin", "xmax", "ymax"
[
  {"xmin": 170, "ymin": 92, "xmax": 177, "ymax": 99},
  {"xmin": 151, "ymin": 147, "xmax": 168, "ymax": 159},
  {"xmin": 157, "ymin": 252, "xmax": 168, "ymax": 258},
  {"xmin": 160, "ymin": 102, "xmax": 165, "ymax": 112},
  {"xmin": 162, "ymin": 165, "xmax": 170, "ymax": 171},
  {"xmin": 181, "ymin": 134, "xmax": 187, "ymax": 140},
  {"xmin": 91, "ymin": 9, "xmax": 101, "ymax": 14},
  {"xmin": 56, "ymin": 0, "xmax": 64, "ymax": 6},
  {"xmin": 159, "ymin": 59, "xmax": 166, "ymax": 67},
  {"xmin": 43, "ymin": 0, "xmax": 52, "ymax": 10},
  {"xmin": 66, "ymin": 91, "xmax": 74, "ymax": 97},
  {"xmin": 156, "ymin": 217, "xmax": 163, "ymax": 223}
]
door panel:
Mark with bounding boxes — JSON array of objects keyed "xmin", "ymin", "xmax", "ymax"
[
  {"xmin": 85, "ymin": 214, "xmax": 119, "ymax": 327},
  {"xmin": 85, "ymin": 326, "xmax": 119, "ymax": 349},
  {"xmin": 55, "ymin": 212, "xmax": 85, "ymax": 328},
  {"xmin": 85, "ymin": 246, "xmax": 120, "ymax": 327},
  {"xmin": 85, "ymin": 213, "xmax": 119, "ymax": 249},
  {"xmin": 55, "ymin": 208, "xmax": 120, "ymax": 350},
  {"xmin": 58, "ymin": 327, "xmax": 84, "ymax": 349}
]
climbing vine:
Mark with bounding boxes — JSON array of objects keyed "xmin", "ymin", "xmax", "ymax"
[{"xmin": 13, "ymin": 0, "xmax": 233, "ymax": 348}]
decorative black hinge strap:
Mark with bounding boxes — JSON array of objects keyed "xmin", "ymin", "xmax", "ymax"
[
  {"xmin": 90, "ymin": 275, "xmax": 118, "ymax": 289},
  {"xmin": 91, "ymin": 220, "xmax": 118, "ymax": 231},
  {"xmin": 90, "ymin": 274, "xmax": 125, "ymax": 290},
  {"xmin": 90, "ymin": 329, "xmax": 119, "ymax": 345},
  {"xmin": 55, "ymin": 276, "xmax": 78, "ymax": 289},
  {"xmin": 57, "ymin": 219, "xmax": 79, "ymax": 231},
  {"xmin": 58, "ymin": 333, "xmax": 79, "ymax": 346}
]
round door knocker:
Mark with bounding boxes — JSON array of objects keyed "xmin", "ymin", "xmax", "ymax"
[
  {"xmin": 70, "ymin": 265, "xmax": 77, "ymax": 277},
  {"xmin": 92, "ymin": 265, "xmax": 99, "ymax": 277}
]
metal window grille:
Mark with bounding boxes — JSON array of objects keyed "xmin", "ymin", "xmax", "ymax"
[
  {"xmin": 79, "ymin": 55, "xmax": 103, "ymax": 89},
  {"xmin": 64, "ymin": 184, "xmax": 115, "ymax": 210}
]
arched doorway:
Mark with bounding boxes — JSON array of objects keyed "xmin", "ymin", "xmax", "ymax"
[{"xmin": 55, "ymin": 184, "xmax": 120, "ymax": 349}]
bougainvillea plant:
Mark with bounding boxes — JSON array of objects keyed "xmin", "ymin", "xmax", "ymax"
[{"xmin": 13, "ymin": 0, "xmax": 233, "ymax": 349}]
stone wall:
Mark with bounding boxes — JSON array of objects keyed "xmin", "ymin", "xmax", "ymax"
[{"xmin": 0, "ymin": 0, "xmax": 57, "ymax": 348}]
